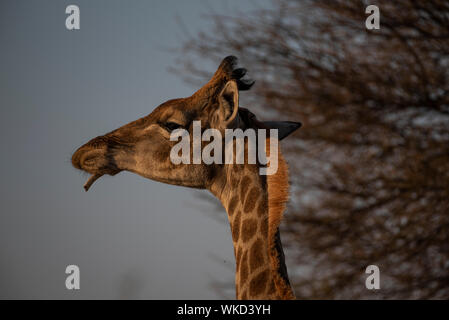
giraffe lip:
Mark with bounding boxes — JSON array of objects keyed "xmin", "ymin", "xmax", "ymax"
[
  {"xmin": 82, "ymin": 169, "xmax": 122, "ymax": 192},
  {"xmin": 83, "ymin": 173, "xmax": 103, "ymax": 192}
]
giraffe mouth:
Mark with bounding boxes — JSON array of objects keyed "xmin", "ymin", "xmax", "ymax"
[
  {"xmin": 72, "ymin": 140, "xmax": 122, "ymax": 191},
  {"xmin": 83, "ymin": 173, "xmax": 103, "ymax": 192},
  {"xmin": 82, "ymin": 169, "xmax": 121, "ymax": 191}
]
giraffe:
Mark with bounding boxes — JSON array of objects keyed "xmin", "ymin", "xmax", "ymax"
[{"xmin": 72, "ymin": 56, "xmax": 301, "ymax": 299}]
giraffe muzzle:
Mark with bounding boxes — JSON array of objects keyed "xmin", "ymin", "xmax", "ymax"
[{"xmin": 72, "ymin": 139, "xmax": 121, "ymax": 191}]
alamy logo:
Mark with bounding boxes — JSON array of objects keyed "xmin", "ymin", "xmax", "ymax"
[
  {"xmin": 65, "ymin": 265, "xmax": 80, "ymax": 290},
  {"xmin": 365, "ymin": 265, "xmax": 380, "ymax": 290},
  {"xmin": 169, "ymin": 121, "xmax": 279, "ymax": 175},
  {"xmin": 365, "ymin": 5, "xmax": 380, "ymax": 30},
  {"xmin": 65, "ymin": 5, "xmax": 80, "ymax": 30}
]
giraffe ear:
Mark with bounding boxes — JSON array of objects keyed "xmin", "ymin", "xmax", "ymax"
[
  {"xmin": 262, "ymin": 121, "xmax": 302, "ymax": 140},
  {"xmin": 210, "ymin": 80, "xmax": 239, "ymax": 130}
]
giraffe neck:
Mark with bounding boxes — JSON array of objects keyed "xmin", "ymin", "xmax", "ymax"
[{"xmin": 209, "ymin": 161, "xmax": 295, "ymax": 300}]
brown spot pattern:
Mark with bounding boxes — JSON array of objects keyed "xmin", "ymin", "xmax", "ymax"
[
  {"xmin": 256, "ymin": 199, "xmax": 267, "ymax": 217},
  {"xmin": 227, "ymin": 196, "xmax": 239, "ymax": 217},
  {"xmin": 230, "ymin": 175, "xmax": 239, "ymax": 189},
  {"xmin": 241, "ymin": 218, "xmax": 257, "ymax": 243},
  {"xmin": 239, "ymin": 176, "xmax": 251, "ymax": 202},
  {"xmin": 249, "ymin": 238, "xmax": 265, "ymax": 272},
  {"xmin": 240, "ymin": 251, "xmax": 249, "ymax": 284},
  {"xmin": 244, "ymin": 187, "xmax": 259, "ymax": 213},
  {"xmin": 232, "ymin": 211, "xmax": 241, "ymax": 242},
  {"xmin": 259, "ymin": 216, "xmax": 268, "ymax": 239},
  {"xmin": 267, "ymin": 279, "xmax": 276, "ymax": 295},
  {"xmin": 236, "ymin": 246, "xmax": 243, "ymax": 272},
  {"xmin": 249, "ymin": 269, "xmax": 269, "ymax": 297}
]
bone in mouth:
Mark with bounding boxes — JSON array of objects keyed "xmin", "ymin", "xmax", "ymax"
[{"xmin": 83, "ymin": 173, "xmax": 103, "ymax": 192}]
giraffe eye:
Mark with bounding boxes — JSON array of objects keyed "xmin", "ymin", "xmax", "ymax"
[{"xmin": 164, "ymin": 122, "xmax": 183, "ymax": 132}]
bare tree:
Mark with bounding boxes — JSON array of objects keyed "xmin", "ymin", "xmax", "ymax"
[{"xmin": 176, "ymin": 0, "xmax": 449, "ymax": 299}]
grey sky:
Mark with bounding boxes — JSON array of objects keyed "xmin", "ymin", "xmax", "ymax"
[{"xmin": 0, "ymin": 0, "xmax": 269, "ymax": 299}]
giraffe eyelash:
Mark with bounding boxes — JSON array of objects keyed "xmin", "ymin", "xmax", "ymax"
[{"xmin": 164, "ymin": 122, "xmax": 184, "ymax": 132}]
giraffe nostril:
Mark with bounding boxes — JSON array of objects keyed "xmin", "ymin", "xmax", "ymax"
[
  {"xmin": 80, "ymin": 150, "xmax": 104, "ymax": 170},
  {"xmin": 82, "ymin": 155, "xmax": 96, "ymax": 166},
  {"xmin": 72, "ymin": 146, "xmax": 104, "ymax": 172}
]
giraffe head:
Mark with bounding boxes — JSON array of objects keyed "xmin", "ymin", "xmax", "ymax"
[{"xmin": 72, "ymin": 56, "xmax": 301, "ymax": 191}]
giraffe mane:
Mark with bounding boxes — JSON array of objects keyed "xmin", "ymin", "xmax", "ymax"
[{"xmin": 266, "ymin": 140, "xmax": 296, "ymax": 300}]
